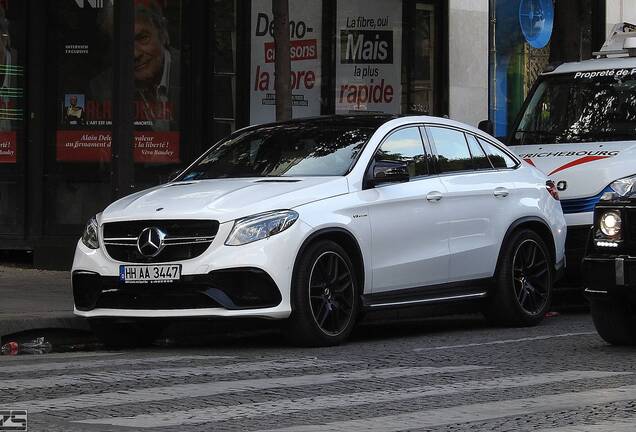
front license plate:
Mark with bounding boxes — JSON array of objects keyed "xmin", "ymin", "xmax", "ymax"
[{"xmin": 119, "ymin": 264, "xmax": 181, "ymax": 284}]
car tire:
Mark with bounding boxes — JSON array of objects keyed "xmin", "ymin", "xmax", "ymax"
[
  {"xmin": 485, "ymin": 229, "xmax": 553, "ymax": 327},
  {"xmin": 90, "ymin": 319, "xmax": 164, "ymax": 348},
  {"xmin": 285, "ymin": 240, "xmax": 359, "ymax": 347},
  {"xmin": 590, "ymin": 299, "xmax": 636, "ymax": 346}
]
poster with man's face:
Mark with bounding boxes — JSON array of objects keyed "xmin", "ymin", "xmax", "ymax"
[{"xmin": 55, "ymin": 0, "xmax": 181, "ymax": 163}]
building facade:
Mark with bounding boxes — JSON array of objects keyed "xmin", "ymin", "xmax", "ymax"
[{"xmin": 0, "ymin": 0, "xmax": 616, "ymax": 268}]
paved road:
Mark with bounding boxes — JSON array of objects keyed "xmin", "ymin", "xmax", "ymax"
[{"xmin": 1, "ymin": 312, "xmax": 635, "ymax": 432}]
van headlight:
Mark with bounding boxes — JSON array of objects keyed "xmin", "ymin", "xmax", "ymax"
[
  {"xmin": 599, "ymin": 211, "xmax": 622, "ymax": 238},
  {"xmin": 225, "ymin": 210, "xmax": 299, "ymax": 246},
  {"xmin": 610, "ymin": 175, "xmax": 636, "ymax": 197},
  {"xmin": 81, "ymin": 216, "xmax": 100, "ymax": 249}
]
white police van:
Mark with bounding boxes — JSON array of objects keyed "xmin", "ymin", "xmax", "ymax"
[{"xmin": 503, "ymin": 23, "xmax": 636, "ymax": 283}]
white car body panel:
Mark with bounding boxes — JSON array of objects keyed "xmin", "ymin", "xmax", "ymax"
[
  {"xmin": 72, "ymin": 116, "xmax": 567, "ymax": 320},
  {"xmin": 359, "ymin": 177, "xmax": 451, "ymax": 292},
  {"xmin": 441, "ymin": 170, "xmax": 514, "ymax": 281}
]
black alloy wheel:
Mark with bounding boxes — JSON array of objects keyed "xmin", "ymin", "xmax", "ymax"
[
  {"xmin": 485, "ymin": 229, "xmax": 553, "ymax": 327},
  {"xmin": 512, "ymin": 239, "xmax": 550, "ymax": 315},
  {"xmin": 308, "ymin": 251, "xmax": 356, "ymax": 336},
  {"xmin": 286, "ymin": 240, "xmax": 359, "ymax": 346}
]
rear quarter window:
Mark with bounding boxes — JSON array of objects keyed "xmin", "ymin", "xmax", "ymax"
[{"xmin": 478, "ymin": 138, "xmax": 518, "ymax": 169}]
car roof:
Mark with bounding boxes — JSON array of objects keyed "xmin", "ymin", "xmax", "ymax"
[
  {"xmin": 231, "ymin": 114, "xmax": 497, "ymax": 148},
  {"xmin": 240, "ymin": 114, "xmax": 399, "ymax": 130},
  {"xmin": 545, "ymin": 56, "xmax": 636, "ymax": 75},
  {"xmin": 236, "ymin": 113, "xmax": 485, "ymax": 134}
]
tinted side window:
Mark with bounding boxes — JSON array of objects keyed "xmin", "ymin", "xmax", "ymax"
[
  {"xmin": 478, "ymin": 138, "xmax": 518, "ymax": 169},
  {"xmin": 428, "ymin": 127, "xmax": 473, "ymax": 173},
  {"xmin": 466, "ymin": 134, "xmax": 492, "ymax": 170},
  {"xmin": 375, "ymin": 128, "xmax": 427, "ymax": 177}
]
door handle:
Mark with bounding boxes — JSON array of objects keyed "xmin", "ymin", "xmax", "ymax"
[
  {"xmin": 426, "ymin": 191, "xmax": 443, "ymax": 202},
  {"xmin": 494, "ymin": 187, "xmax": 509, "ymax": 198}
]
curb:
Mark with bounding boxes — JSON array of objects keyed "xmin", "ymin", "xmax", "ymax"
[{"xmin": 0, "ymin": 314, "xmax": 90, "ymax": 340}]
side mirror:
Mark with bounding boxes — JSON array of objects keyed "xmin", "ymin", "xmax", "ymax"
[
  {"xmin": 478, "ymin": 119, "xmax": 494, "ymax": 136},
  {"xmin": 370, "ymin": 160, "xmax": 410, "ymax": 186}
]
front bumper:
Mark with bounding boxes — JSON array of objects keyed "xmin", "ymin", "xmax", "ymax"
[
  {"xmin": 72, "ymin": 219, "xmax": 311, "ymax": 319},
  {"xmin": 582, "ymin": 255, "xmax": 636, "ymax": 301}
]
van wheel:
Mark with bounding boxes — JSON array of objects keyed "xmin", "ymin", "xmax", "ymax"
[
  {"xmin": 285, "ymin": 240, "xmax": 359, "ymax": 347},
  {"xmin": 90, "ymin": 319, "xmax": 164, "ymax": 348},
  {"xmin": 485, "ymin": 229, "xmax": 553, "ymax": 326},
  {"xmin": 590, "ymin": 299, "xmax": 636, "ymax": 346}
]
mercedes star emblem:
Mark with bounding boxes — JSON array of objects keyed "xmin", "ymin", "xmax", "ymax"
[{"xmin": 137, "ymin": 227, "xmax": 166, "ymax": 257}]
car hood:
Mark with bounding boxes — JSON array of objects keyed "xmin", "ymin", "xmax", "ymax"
[{"xmin": 101, "ymin": 177, "xmax": 349, "ymax": 224}]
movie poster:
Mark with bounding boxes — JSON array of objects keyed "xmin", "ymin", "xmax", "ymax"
[
  {"xmin": 55, "ymin": 0, "xmax": 181, "ymax": 163},
  {"xmin": 250, "ymin": 0, "xmax": 322, "ymax": 124},
  {"xmin": 335, "ymin": 0, "xmax": 402, "ymax": 114}
]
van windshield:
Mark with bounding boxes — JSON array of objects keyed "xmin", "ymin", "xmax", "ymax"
[{"xmin": 510, "ymin": 70, "xmax": 636, "ymax": 145}]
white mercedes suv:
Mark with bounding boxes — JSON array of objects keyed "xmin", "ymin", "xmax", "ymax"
[{"xmin": 73, "ymin": 115, "xmax": 566, "ymax": 347}]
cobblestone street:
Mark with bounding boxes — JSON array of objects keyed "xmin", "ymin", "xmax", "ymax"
[{"xmin": 2, "ymin": 312, "xmax": 635, "ymax": 431}]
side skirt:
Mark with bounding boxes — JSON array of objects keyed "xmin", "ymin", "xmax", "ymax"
[{"xmin": 361, "ymin": 279, "xmax": 492, "ymax": 311}]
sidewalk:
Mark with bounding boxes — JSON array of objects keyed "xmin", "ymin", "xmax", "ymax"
[{"xmin": 0, "ymin": 266, "xmax": 89, "ymax": 339}]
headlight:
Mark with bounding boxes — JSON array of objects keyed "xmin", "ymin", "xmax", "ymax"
[
  {"xmin": 610, "ymin": 175, "xmax": 636, "ymax": 197},
  {"xmin": 225, "ymin": 210, "xmax": 299, "ymax": 246},
  {"xmin": 81, "ymin": 216, "xmax": 100, "ymax": 249},
  {"xmin": 599, "ymin": 211, "xmax": 622, "ymax": 238}
]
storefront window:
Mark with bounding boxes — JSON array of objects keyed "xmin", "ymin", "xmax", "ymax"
[
  {"xmin": 407, "ymin": 3, "xmax": 436, "ymax": 114},
  {"xmin": 46, "ymin": 0, "xmax": 184, "ymax": 232},
  {"xmin": 212, "ymin": 0, "xmax": 237, "ymax": 142},
  {"xmin": 0, "ymin": 0, "xmax": 25, "ymax": 234},
  {"xmin": 54, "ymin": 0, "xmax": 182, "ymax": 166},
  {"xmin": 46, "ymin": 0, "xmax": 112, "ymax": 232},
  {"xmin": 131, "ymin": 0, "xmax": 184, "ymax": 190},
  {"xmin": 490, "ymin": 0, "xmax": 604, "ymax": 137}
]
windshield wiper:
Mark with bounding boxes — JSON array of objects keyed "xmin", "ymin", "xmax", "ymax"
[
  {"xmin": 512, "ymin": 129, "xmax": 562, "ymax": 145},
  {"xmin": 515, "ymin": 129, "xmax": 561, "ymax": 137},
  {"xmin": 567, "ymin": 131, "xmax": 635, "ymax": 142}
]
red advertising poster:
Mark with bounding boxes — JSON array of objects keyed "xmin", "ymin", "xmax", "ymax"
[
  {"xmin": 133, "ymin": 131, "xmax": 180, "ymax": 163},
  {"xmin": 56, "ymin": 130, "xmax": 180, "ymax": 163},
  {"xmin": 56, "ymin": 130, "xmax": 111, "ymax": 162},
  {"xmin": 0, "ymin": 131, "xmax": 16, "ymax": 163}
]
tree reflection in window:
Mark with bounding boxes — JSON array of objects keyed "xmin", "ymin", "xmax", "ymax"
[
  {"xmin": 512, "ymin": 73, "xmax": 636, "ymax": 145},
  {"xmin": 374, "ymin": 128, "xmax": 427, "ymax": 177},
  {"xmin": 181, "ymin": 123, "xmax": 376, "ymax": 179}
]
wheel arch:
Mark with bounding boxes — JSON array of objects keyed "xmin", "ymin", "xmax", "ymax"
[
  {"xmin": 292, "ymin": 227, "xmax": 366, "ymax": 298},
  {"xmin": 496, "ymin": 216, "xmax": 557, "ymax": 274}
]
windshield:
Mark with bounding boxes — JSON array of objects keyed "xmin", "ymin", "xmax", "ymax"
[
  {"xmin": 178, "ymin": 122, "xmax": 377, "ymax": 180},
  {"xmin": 510, "ymin": 69, "xmax": 636, "ymax": 145}
]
